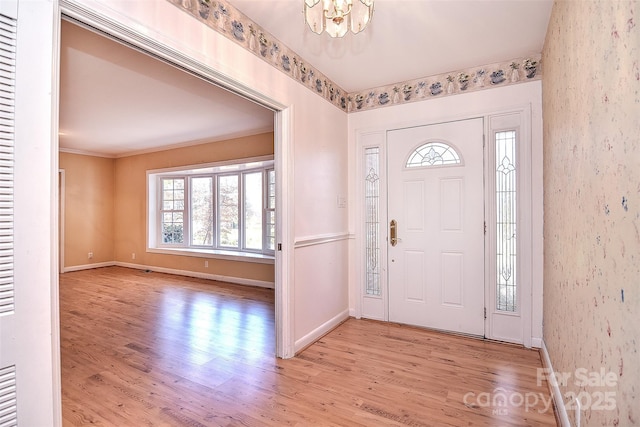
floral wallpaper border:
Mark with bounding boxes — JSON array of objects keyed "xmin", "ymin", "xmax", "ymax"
[
  {"xmin": 348, "ymin": 55, "xmax": 541, "ymax": 112},
  {"xmin": 167, "ymin": 0, "xmax": 542, "ymax": 113}
]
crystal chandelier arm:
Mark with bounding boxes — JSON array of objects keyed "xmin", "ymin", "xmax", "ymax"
[{"xmin": 324, "ymin": 2, "xmax": 352, "ymax": 21}]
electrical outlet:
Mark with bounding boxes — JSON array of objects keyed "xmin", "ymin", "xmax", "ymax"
[
  {"xmin": 88, "ymin": 252, "xmax": 93, "ymax": 259},
  {"xmin": 205, "ymin": 260, "xmax": 209, "ymax": 268},
  {"xmin": 132, "ymin": 253, "xmax": 136, "ymax": 260}
]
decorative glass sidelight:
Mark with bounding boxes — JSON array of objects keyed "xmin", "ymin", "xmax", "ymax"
[
  {"xmin": 495, "ymin": 131, "xmax": 517, "ymax": 311},
  {"xmin": 406, "ymin": 142, "xmax": 461, "ymax": 167},
  {"xmin": 364, "ymin": 147, "xmax": 381, "ymax": 296}
]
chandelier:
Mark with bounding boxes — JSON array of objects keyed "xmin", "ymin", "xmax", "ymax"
[{"xmin": 304, "ymin": 0, "xmax": 374, "ymax": 38}]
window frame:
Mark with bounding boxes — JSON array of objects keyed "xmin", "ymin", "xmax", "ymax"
[
  {"xmin": 241, "ymin": 170, "xmax": 265, "ymax": 252},
  {"xmin": 158, "ymin": 176, "xmax": 187, "ymax": 246},
  {"xmin": 147, "ymin": 156, "xmax": 275, "ymax": 263},
  {"xmin": 188, "ymin": 174, "xmax": 214, "ymax": 247},
  {"xmin": 264, "ymin": 168, "xmax": 276, "ymax": 252},
  {"xmin": 216, "ymin": 172, "xmax": 241, "ymax": 250}
]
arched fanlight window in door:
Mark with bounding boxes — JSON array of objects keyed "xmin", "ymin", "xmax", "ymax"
[{"xmin": 406, "ymin": 142, "xmax": 462, "ymax": 168}]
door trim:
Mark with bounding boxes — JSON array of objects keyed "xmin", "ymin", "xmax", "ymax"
[
  {"xmin": 355, "ymin": 131, "xmax": 388, "ymax": 321},
  {"xmin": 484, "ymin": 109, "xmax": 533, "ymax": 348},
  {"xmin": 355, "ymin": 106, "xmax": 537, "ymax": 347},
  {"xmin": 56, "ymin": 0, "xmax": 295, "ymax": 360}
]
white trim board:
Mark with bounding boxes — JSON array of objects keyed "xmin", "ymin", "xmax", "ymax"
[
  {"xmin": 540, "ymin": 340, "xmax": 571, "ymax": 427},
  {"xmin": 63, "ymin": 261, "xmax": 114, "ymax": 272},
  {"xmin": 62, "ymin": 262, "xmax": 275, "ymax": 289},
  {"xmin": 294, "ymin": 309, "xmax": 350, "ymax": 353},
  {"xmin": 294, "ymin": 232, "xmax": 351, "ymax": 248}
]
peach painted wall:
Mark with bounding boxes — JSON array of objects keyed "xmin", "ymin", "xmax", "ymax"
[
  {"xmin": 59, "ymin": 152, "xmax": 115, "ymax": 268},
  {"xmin": 542, "ymin": 1, "xmax": 639, "ymax": 425},
  {"xmin": 114, "ymin": 133, "xmax": 275, "ymax": 283}
]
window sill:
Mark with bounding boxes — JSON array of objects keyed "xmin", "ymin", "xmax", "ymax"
[{"xmin": 147, "ymin": 247, "xmax": 275, "ymax": 264}]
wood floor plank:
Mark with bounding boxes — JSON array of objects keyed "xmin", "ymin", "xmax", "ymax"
[{"xmin": 60, "ymin": 266, "xmax": 557, "ymax": 426}]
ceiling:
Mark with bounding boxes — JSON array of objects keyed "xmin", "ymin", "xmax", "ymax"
[
  {"xmin": 59, "ymin": 0, "xmax": 553, "ymax": 157},
  {"xmin": 59, "ymin": 20, "xmax": 275, "ymax": 157},
  {"xmin": 232, "ymin": 0, "xmax": 554, "ymax": 93}
]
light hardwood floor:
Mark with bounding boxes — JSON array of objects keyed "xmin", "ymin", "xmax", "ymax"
[{"xmin": 60, "ymin": 266, "xmax": 557, "ymax": 426}]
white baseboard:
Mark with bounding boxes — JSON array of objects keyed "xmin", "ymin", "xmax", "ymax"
[
  {"xmin": 294, "ymin": 309, "xmax": 350, "ymax": 353},
  {"xmin": 540, "ymin": 339, "xmax": 571, "ymax": 427},
  {"xmin": 64, "ymin": 261, "xmax": 274, "ymax": 289},
  {"xmin": 63, "ymin": 261, "xmax": 115, "ymax": 272},
  {"xmin": 114, "ymin": 262, "xmax": 275, "ymax": 289},
  {"xmin": 531, "ymin": 337, "xmax": 542, "ymax": 348}
]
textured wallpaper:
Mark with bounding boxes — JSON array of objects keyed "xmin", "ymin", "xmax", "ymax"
[{"xmin": 542, "ymin": 1, "xmax": 639, "ymax": 426}]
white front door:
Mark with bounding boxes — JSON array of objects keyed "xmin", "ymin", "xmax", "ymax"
[{"xmin": 387, "ymin": 118, "xmax": 485, "ymax": 336}]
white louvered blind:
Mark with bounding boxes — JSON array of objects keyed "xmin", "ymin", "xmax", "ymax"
[
  {"xmin": 0, "ymin": 13, "xmax": 15, "ymax": 316},
  {"xmin": 0, "ymin": 365, "xmax": 16, "ymax": 427}
]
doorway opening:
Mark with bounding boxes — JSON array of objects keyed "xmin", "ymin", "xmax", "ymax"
[
  {"xmin": 55, "ymin": 2, "xmax": 295, "ymax": 406},
  {"xmin": 56, "ymin": 9, "xmax": 292, "ymax": 417}
]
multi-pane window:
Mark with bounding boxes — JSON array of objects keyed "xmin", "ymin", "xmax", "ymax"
[
  {"xmin": 160, "ymin": 178, "xmax": 185, "ymax": 244},
  {"xmin": 244, "ymin": 172, "xmax": 263, "ymax": 250},
  {"xmin": 154, "ymin": 162, "xmax": 274, "ymax": 255},
  {"xmin": 218, "ymin": 174, "xmax": 240, "ymax": 248},
  {"xmin": 265, "ymin": 169, "xmax": 276, "ymax": 251},
  {"xmin": 191, "ymin": 177, "xmax": 213, "ymax": 246}
]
